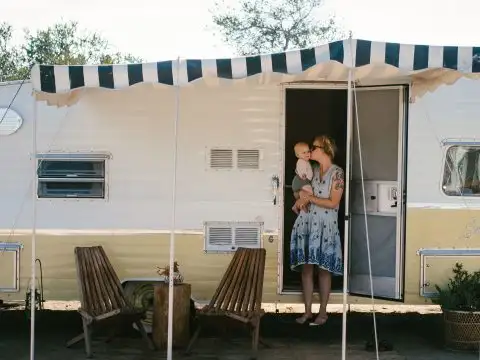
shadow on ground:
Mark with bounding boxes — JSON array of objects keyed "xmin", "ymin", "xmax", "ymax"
[{"xmin": 0, "ymin": 309, "xmax": 477, "ymax": 359}]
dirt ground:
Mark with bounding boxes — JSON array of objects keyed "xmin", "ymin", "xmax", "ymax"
[{"xmin": 0, "ymin": 302, "xmax": 479, "ymax": 360}]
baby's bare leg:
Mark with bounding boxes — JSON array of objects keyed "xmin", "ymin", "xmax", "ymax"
[{"xmin": 302, "ymin": 184, "xmax": 313, "ymax": 195}]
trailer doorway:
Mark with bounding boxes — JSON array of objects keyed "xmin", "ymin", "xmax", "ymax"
[
  {"xmin": 281, "ymin": 85, "xmax": 407, "ymax": 301},
  {"xmin": 281, "ymin": 87, "xmax": 348, "ymax": 293}
]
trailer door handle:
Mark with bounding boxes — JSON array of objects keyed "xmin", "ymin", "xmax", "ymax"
[{"xmin": 271, "ymin": 175, "xmax": 279, "ymax": 205}]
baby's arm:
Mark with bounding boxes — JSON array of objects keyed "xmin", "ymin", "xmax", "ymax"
[
  {"xmin": 296, "ymin": 159, "xmax": 309, "ymax": 180},
  {"xmin": 305, "ymin": 162, "xmax": 313, "ymax": 181}
]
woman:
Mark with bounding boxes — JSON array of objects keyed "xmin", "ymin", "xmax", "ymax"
[{"xmin": 290, "ymin": 135, "xmax": 345, "ymax": 326}]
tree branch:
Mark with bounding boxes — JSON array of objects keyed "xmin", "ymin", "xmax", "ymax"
[{"xmin": 210, "ymin": 0, "xmax": 344, "ymax": 55}]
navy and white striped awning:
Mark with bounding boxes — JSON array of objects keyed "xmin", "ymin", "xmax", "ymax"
[{"xmin": 31, "ymin": 38, "xmax": 480, "ymax": 94}]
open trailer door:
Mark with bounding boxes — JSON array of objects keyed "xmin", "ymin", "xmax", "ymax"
[{"xmin": 346, "ymin": 86, "xmax": 407, "ymax": 301}]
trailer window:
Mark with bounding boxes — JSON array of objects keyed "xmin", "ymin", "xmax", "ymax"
[
  {"xmin": 442, "ymin": 145, "xmax": 480, "ymax": 196},
  {"xmin": 37, "ymin": 156, "xmax": 107, "ymax": 199}
]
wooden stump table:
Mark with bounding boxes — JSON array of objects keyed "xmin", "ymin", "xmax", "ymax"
[{"xmin": 152, "ymin": 283, "xmax": 191, "ymax": 350}]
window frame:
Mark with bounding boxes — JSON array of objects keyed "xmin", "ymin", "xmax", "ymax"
[
  {"xmin": 441, "ymin": 141, "xmax": 480, "ymax": 198},
  {"xmin": 36, "ymin": 152, "xmax": 111, "ymax": 201}
]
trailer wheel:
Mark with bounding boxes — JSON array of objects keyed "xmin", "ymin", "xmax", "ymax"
[
  {"xmin": 123, "ymin": 281, "xmax": 156, "ymax": 333},
  {"xmin": 122, "ymin": 280, "xmax": 196, "ymax": 334}
]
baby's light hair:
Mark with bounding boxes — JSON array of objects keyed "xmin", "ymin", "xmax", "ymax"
[{"xmin": 294, "ymin": 142, "xmax": 310, "ymax": 157}]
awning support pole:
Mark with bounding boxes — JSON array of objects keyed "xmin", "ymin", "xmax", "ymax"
[{"xmin": 167, "ymin": 56, "xmax": 181, "ymax": 360}]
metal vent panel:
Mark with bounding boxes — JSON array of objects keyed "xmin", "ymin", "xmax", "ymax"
[
  {"xmin": 204, "ymin": 221, "xmax": 263, "ymax": 252},
  {"xmin": 209, "ymin": 149, "xmax": 234, "ymax": 169},
  {"xmin": 234, "ymin": 227, "xmax": 260, "ymax": 246},
  {"xmin": 207, "ymin": 227, "xmax": 233, "ymax": 245},
  {"xmin": 237, "ymin": 149, "xmax": 260, "ymax": 169}
]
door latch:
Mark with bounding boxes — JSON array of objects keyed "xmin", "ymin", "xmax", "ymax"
[{"xmin": 271, "ymin": 175, "xmax": 279, "ymax": 205}]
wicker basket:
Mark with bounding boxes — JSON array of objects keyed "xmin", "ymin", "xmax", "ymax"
[{"xmin": 443, "ymin": 309, "xmax": 480, "ymax": 351}]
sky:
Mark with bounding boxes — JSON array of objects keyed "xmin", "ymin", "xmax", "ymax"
[{"xmin": 3, "ymin": 0, "xmax": 479, "ymax": 62}]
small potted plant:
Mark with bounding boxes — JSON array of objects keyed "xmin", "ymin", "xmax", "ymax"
[
  {"xmin": 156, "ymin": 261, "xmax": 184, "ymax": 285},
  {"xmin": 433, "ymin": 262, "xmax": 480, "ymax": 351}
]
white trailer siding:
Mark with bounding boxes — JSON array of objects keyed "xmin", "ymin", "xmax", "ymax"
[
  {"xmin": 0, "ymin": 82, "xmax": 280, "ymax": 233},
  {"xmin": 407, "ymin": 78, "xmax": 480, "ymax": 209}
]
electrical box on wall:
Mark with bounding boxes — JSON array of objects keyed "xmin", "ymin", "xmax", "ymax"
[{"xmin": 351, "ymin": 180, "xmax": 398, "ymax": 216}]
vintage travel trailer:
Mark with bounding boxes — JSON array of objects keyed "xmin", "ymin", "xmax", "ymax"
[{"xmin": 1, "ymin": 39, "xmax": 480, "ymax": 315}]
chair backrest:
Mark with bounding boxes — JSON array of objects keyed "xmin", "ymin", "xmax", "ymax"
[
  {"xmin": 74, "ymin": 246, "xmax": 129, "ymax": 317},
  {"xmin": 207, "ymin": 247, "xmax": 266, "ymax": 316}
]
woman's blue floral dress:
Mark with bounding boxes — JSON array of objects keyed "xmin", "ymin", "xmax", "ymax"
[{"xmin": 290, "ymin": 164, "xmax": 343, "ymax": 275}]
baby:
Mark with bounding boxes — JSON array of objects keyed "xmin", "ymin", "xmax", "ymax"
[{"xmin": 292, "ymin": 142, "xmax": 314, "ymax": 214}]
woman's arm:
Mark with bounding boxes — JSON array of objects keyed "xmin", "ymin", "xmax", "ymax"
[
  {"xmin": 300, "ymin": 168, "xmax": 345, "ymax": 209},
  {"xmin": 293, "ymin": 190, "xmax": 310, "ymax": 211}
]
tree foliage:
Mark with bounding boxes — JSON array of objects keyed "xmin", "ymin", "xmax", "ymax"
[
  {"xmin": 0, "ymin": 23, "xmax": 24, "ymax": 81},
  {"xmin": 211, "ymin": 0, "xmax": 344, "ymax": 56},
  {"xmin": 0, "ymin": 20, "xmax": 143, "ymax": 82}
]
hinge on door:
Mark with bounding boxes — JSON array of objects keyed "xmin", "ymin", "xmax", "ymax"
[{"xmin": 345, "ymin": 214, "xmax": 350, "ymax": 221}]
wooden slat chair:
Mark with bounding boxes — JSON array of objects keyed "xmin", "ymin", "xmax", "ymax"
[
  {"xmin": 185, "ymin": 247, "xmax": 269, "ymax": 359},
  {"xmin": 66, "ymin": 246, "xmax": 155, "ymax": 357}
]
